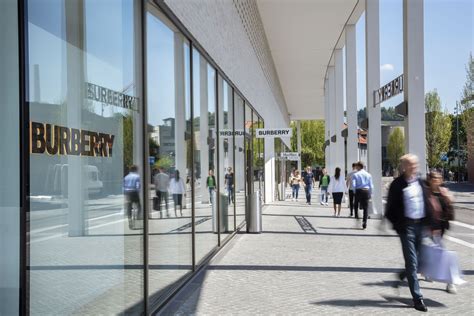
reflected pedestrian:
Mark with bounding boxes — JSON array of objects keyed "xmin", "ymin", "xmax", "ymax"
[
  {"xmin": 206, "ymin": 169, "xmax": 216, "ymax": 205},
  {"xmin": 123, "ymin": 165, "xmax": 141, "ymax": 229},
  {"xmin": 170, "ymin": 170, "xmax": 186, "ymax": 217},
  {"xmin": 289, "ymin": 170, "xmax": 301, "ymax": 201},
  {"xmin": 386, "ymin": 154, "xmax": 431, "ymax": 312},
  {"xmin": 352, "ymin": 161, "xmax": 373, "ymax": 229},
  {"xmin": 319, "ymin": 168, "xmax": 330, "ymax": 206},
  {"xmin": 302, "ymin": 166, "xmax": 315, "ymax": 205},
  {"xmin": 225, "ymin": 167, "xmax": 234, "ymax": 204},
  {"xmin": 328, "ymin": 167, "xmax": 347, "ymax": 217},
  {"xmin": 153, "ymin": 167, "xmax": 170, "ymax": 218}
]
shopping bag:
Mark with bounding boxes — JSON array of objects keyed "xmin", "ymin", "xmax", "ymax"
[
  {"xmin": 153, "ymin": 196, "xmax": 159, "ymax": 210},
  {"xmin": 419, "ymin": 238, "xmax": 466, "ymax": 285},
  {"xmin": 368, "ymin": 199, "xmax": 377, "ymax": 215}
]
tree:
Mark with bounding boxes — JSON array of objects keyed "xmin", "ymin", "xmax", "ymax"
[
  {"xmin": 290, "ymin": 120, "xmax": 325, "ymax": 167},
  {"xmin": 387, "ymin": 127, "xmax": 405, "ymax": 170},
  {"xmin": 460, "ymin": 53, "xmax": 474, "ymax": 182},
  {"xmin": 425, "ymin": 90, "xmax": 452, "ymax": 168}
]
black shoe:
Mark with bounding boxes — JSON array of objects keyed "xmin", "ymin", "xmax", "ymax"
[
  {"xmin": 414, "ymin": 299, "xmax": 427, "ymax": 312},
  {"xmin": 398, "ymin": 271, "xmax": 407, "ymax": 281},
  {"xmin": 362, "ymin": 223, "xmax": 367, "ymax": 229}
]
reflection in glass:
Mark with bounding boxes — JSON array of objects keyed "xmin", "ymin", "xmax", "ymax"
[
  {"xmin": 146, "ymin": 12, "xmax": 192, "ymax": 307},
  {"xmin": 192, "ymin": 49, "xmax": 218, "ymax": 263},
  {"xmin": 0, "ymin": 0, "xmax": 20, "ymax": 313},
  {"xmin": 27, "ymin": 0, "xmax": 144, "ymax": 313},
  {"xmin": 218, "ymin": 76, "xmax": 235, "ymax": 235},
  {"xmin": 234, "ymin": 94, "xmax": 246, "ymax": 227}
]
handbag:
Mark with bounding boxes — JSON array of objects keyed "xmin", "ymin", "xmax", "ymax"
[{"xmin": 419, "ymin": 237, "xmax": 466, "ymax": 285}]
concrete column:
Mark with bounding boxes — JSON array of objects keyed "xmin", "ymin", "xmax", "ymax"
[
  {"xmin": 403, "ymin": 0, "xmax": 426, "ymax": 174},
  {"xmin": 296, "ymin": 120, "xmax": 302, "ymax": 171},
  {"xmin": 328, "ymin": 66, "xmax": 336, "ymax": 174},
  {"xmin": 324, "ymin": 78, "xmax": 330, "ymax": 169},
  {"xmin": 199, "ymin": 55, "xmax": 209, "ymax": 203},
  {"xmin": 65, "ymin": 0, "xmax": 86, "ymax": 236},
  {"xmin": 365, "ymin": 0, "xmax": 382, "ymax": 215},
  {"xmin": 264, "ymin": 137, "xmax": 275, "ymax": 203},
  {"xmin": 345, "ymin": 24, "xmax": 359, "ymax": 168},
  {"xmin": 335, "ymin": 49, "xmax": 345, "ymax": 175},
  {"xmin": 174, "ymin": 32, "xmax": 187, "ymax": 181}
]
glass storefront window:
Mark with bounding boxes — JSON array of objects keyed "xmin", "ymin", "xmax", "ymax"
[
  {"xmin": 146, "ymin": 10, "xmax": 192, "ymax": 307},
  {"xmin": 192, "ymin": 49, "xmax": 218, "ymax": 263},
  {"xmin": 218, "ymin": 76, "xmax": 235, "ymax": 236},
  {"xmin": 27, "ymin": 0, "xmax": 144, "ymax": 313},
  {"xmin": 234, "ymin": 94, "xmax": 246, "ymax": 227},
  {"xmin": 0, "ymin": 0, "xmax": 20, "ymax": 314}
]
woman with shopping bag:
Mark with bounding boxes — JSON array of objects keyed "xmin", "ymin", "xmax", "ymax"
[{"xmin": 420, "ymin": 171, "xmax": 465, "ymax": 294}]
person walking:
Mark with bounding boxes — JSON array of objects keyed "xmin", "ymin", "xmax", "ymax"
[
  {"xmin": 170, "ymin": 170, "xmax": 186, "ymax": 217},
  {"xmin": 351, "ymin": 161, "xmax": 373, "ymax": 229},
  {"xmin": 426, "ymin": 170, "xmax": 457, "ymax": 293},
  {"xmin": 153, "ymin": 167, "xmax": 170, "ymax": 218},
  {"xmin": 206, "ymin": 169, "xmax": 217, "ymax": 205},
  {"xmin": 385, "ymin": 154, "xmax": 432, "ymax": 312},
  {"xmin": 225, "ymin": 167, "xmax": 234, "ymax": 204},
  {"xmin": 346, "ymin": 163, "xmax": 357, "ymax": 217},
  {"xmin": 302, "ymin": 166, "xmax": 315, "ymax": 205},
  {"xmin": 328, "ymin": 167, "xmax": 347, "ymax": 217},
  {"xmin": 289, "ymin": 170, "xmax": 301, "ymax": 201},
  {"xmin": 319, "ymin": 168, "xmax": 330, "ymax": 206},
  {"xmin": 123, "ymin": 165, "xmax": 141, "ymax": 229}
]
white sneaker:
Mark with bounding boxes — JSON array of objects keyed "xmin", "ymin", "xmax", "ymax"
[
  {"xmin": 320, "ymin": 202, "xmax": 324, "ymax": 205},
  {"xmin": 446, "ymin": 284, "xmax": 457, "ymax": 294}
]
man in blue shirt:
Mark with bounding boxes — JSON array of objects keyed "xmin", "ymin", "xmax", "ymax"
[
  {"xmin": 123, "ymin": 165, "xmax": 141, "ymax": 229},
  {"xmin": 352, "ymin": 161, "xmax": 373, "ymax": 229}
]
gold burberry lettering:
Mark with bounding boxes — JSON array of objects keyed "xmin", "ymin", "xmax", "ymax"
[{"xmin": 30, "ymin": 122, "xmax": 115, "ymax": 157}]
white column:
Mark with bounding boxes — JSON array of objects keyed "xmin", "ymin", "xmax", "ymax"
[
  {"xmin": 345, "ymin": 24, "xmax": 359, "ymax": 167},
  {"xmin": 324, "ymin": 78, "xmax": 330, "ymax": 169},
  {"xmin": 335, "ymin": 49, "xmax": 345, "ymax": 175},
  {"xmin": 65, "ymin": 0, "xmax": 86, "ymax": 237},
  {"xmin": 199, "ymin": 55, "xmax": 209, "ymax": 203},
  {"xmin": 264, "ymin": 137, "xmax": 275, "ymax": 203},
  {"xmin": 174, "ymin": 33, "xmax": 187, "ymax": 182},
  {"xmin": 365, "ymin": 0, "xmax": 382, "ymax": 215},
  {"xmin": 296, "ymin": 120, "xmax": 302, "ymax": 171},
  {"xmin": 328, "ymin": 66, "xmax": 336, "ymax": 174},
  {"xmin": 404, "ymin": 0, "xmax": 426, "ymax": 174}
]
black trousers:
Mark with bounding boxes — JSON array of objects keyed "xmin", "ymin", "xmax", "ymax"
[
  {"xmin": 156, "ymin": 190, "xmax": 169, "ymax": 211},
  {"xmin": 355, "ymin": 189, "xmax": 370, "ymax": 224},
  {"xmin": 348, "ymin": 190, "xmax": 356, "ymax": 215},
  {"xmin": 125, "ymin": 191, "xmax": 141, "ymax": 219}
]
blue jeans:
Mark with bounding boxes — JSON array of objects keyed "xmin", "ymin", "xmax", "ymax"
[
  {"xmin": 399, "ymin": 222, "xmax": 424, "ymax": 301},
  {"xmin": 320, "ymin": 186, "xmax": 328, "ymax": 203},
  {"xmin": 209, "ymin": 188, "xmax": 215, "ymax": 204},
  {"xmin": 291, "ymin": 184, "xmax": 300, "ymax": 199},
  {"xmin": 304, "ymin": 184, "xmax": 312, "ymax": 203},
  {"xmin": 227, "ymin": 187, "xmax": 233, "ymax": 204}
]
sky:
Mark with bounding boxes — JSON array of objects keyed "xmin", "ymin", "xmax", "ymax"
[{"xmin": 356, "ymin": 0, "xmax": 473, "ymax": 114}]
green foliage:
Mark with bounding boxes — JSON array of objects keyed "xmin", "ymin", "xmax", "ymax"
[
  {"xmin": 154, "ymin": 156, "xmax": 173, "ymax": 171},
  {"xmin": 290, "ymin": 120, "xmax": 325, "ymax": 167},
  {"xmin": 357, "ymin": 106, "xmax": 402, "ymax": 126},
  {"xmin": 387, "ymin": 128, "xmax": 405, "ymax": 169},
  {"xmin": 425, "ymin": 90, "xmax": 452, "ymax": 168},
  {"xmin": 123, "ymin": 115, "xmax": 133, "ymax": 169}
]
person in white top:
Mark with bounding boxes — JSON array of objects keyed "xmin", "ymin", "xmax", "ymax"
[
  {"xmin": 328, "ymin": 167, "xmax": 347, "ymax": 217},
  {"xmin": 169, "ymin": 170, "xmax": 186, "ymax": 217}
]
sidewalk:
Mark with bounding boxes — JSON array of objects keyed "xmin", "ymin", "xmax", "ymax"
[{"xmin": 159, "ymin": 198, "xmax": 474, "ymax": 315}]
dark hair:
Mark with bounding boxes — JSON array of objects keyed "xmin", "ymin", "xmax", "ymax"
[
  {"xmin": 356, "ymin": 161, "xmax": 364, "ymax": 169},
  {"xmin": 129, "ymin": 165, "xmax": 138, "ymax": 172},
  {"xmin": 175, "ymin": 170, "xmax": 180, "ymax": 180},
  {"xmin": 335, "ymin": 167, "xmax": 341, "ymax": 180},
  {"xmin": 352, "ymin": 163, "xmax": 356, "ymax": 168}
]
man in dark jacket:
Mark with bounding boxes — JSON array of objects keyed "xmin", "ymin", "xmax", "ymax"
[{"xmin": 385, "ymin": 154, "xmax": 432, "ymax": 312}]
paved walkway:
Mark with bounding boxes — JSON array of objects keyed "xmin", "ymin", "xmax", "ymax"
[{"xmin": 159, "ymin": 198, "xmax": 474, "ymax": 315}]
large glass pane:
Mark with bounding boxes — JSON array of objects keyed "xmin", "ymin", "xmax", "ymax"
[
  {"xmin": 146, "ymin": 11, "xmax": 192, "ymax": 307},
  {"xmin": 218, "ymin": 76, "xmax": 235, "ymax": 236},
  {"xmin": 234, "ymin": 94, "xmax": 246, "ymax": 227},
  {"xmin": 192, "ymin": 49, "xmax": 218, "ymax": 263},
  {"xmin": 0, "ymin": 0, "xmax": 20, "ymax": 314},
  {"xmin": 252, "ymin": 111, "xmax": 259, "ymax": 194},
  {"xmin": 257, "ymin": 116, "xmax": 265, "ymax": 202},
  {"xmin": 27, "ymin": 0, "xmax": 144, "ymax": 313}
]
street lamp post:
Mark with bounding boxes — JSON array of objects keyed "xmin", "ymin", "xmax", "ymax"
[{"xmin": 455, "ymin": 101, "xmax": 460, "ymax": 183}]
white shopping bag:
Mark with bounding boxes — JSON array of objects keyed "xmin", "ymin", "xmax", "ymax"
[{"xmin": 419, "ymin": 238, "xmax": 466, "ymax": 285}]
